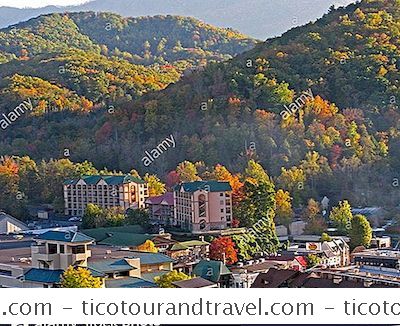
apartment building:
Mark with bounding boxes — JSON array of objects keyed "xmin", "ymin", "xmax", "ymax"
[
  {"xmin": 64, "ymin": 175, "xmax": 148, "ymax": 216},
  {"xmin": 173, "ymin": 181, "xmax": 233, "ymax": 233}
]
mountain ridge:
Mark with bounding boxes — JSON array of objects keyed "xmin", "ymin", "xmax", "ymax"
[{"xmin": 0, "ymin": 0, "xmax": 357, "ymax": 39}]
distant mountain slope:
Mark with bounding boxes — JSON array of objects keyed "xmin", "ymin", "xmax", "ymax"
[
  {"xmin": 0, "ymin": 0, "xmax": 357, "ymax": 39},
  {"xmin": 0, "ymin": 12, "xmax": 255, "ymax": 114},
  {"xmin": 0, "ymin": 12, "xmax": 255, "ymax": 66}
]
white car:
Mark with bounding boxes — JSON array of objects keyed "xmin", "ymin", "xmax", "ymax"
[{"xmin": 68, "ymin": 217, "xmax": 82, "ymax": 222}]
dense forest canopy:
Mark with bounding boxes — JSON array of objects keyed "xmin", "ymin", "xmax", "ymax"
[{"xmin": 0, "ymin": 0, "xmax": 399, "ymax": 213}]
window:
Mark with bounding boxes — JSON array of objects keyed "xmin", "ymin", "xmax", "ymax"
[
  {"xmin": 60, "ymin": 245, "xmax": 65, "ymax": 254},
  {"xmin": 72, "ymin": 245, "xmax": 86, "ymax": 254},
  {"xmin": 48, "ymin": 243, "xmax": 57, "ymax": 254},
  {"xmin": 220, "ymin": 193, "xmax": 223, "ymax": 196},
  {"xmin": 220, "ymin": 208, "xmax": 224, "ymax": 213}
]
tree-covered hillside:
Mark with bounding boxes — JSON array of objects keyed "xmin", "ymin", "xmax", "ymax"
[
  {"xmin": 0, "ymin": 0, "xmax": 399, "ymax": 210},
  {"xmin": 0, "ymin": 12, "xmax": 255, "ymax": 114}
]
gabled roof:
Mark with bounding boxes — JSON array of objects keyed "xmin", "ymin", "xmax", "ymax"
[
  {"xmin": 37, "ymin": 230, "xmax": 94, "ymax": 243},
  {"xmin": 170, "ymin": 240, "xmax": 210, "ymax": 251},
  {"xmin": 88, "ymin": 259, "xmax": 136, "ymax": 273},
  {"xmin": 173, "ymin": 181, "xmax": 232, "ymax": 193},
  {"xmin": 0, "ymin": 213, "xmax": 28, "ymax": 230},
  {"xmin": 251, "ymin": 269, "xmax": 300, "ymax": 288},
  {"xmin": 128, "ymin": 251, "xmax": 174, "ymax": 265},
  {"xmin": 193, "ymin": 260, "xmax": 231, "ymax": 283},
  {"xmin": 145, "ymin": 192, "xmax": 174, "ymax": 205},
  {"xmin": 82, "ymin": 225, "xmax": 145, "ymax": 242},
  {"xmin": 64, "ymin": 175, "xmax": 145, "ymax": 186},
  {"xmin": 98, "ymin": 233, "xmax": 152, "ymax": 247},
  {"xmin": 23, "ymin": 268, "xmax": 64, "ymax": 284}
]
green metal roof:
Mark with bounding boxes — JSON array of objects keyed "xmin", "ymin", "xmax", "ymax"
[
  {"xmin": 170, "ymin": 240, "xmax": 210, "ymax": 251},
  {"xmin": 193, "ymin": 260, "xmax": 231, "ymax": 283},
  {"xmin": 37, "ymin": 231, "xmax": 94, "ymax": 243},
  {"xmin": 129, "ymin": 251, "xmax": 174, "ymax": 265},
  {"xmin": 173, "ymin": 181, "xmax": 231, "ymax": 193},
  {"xmin": 88, "ymin": 259, "xmax": 136, "ymax": 274},
  {"xmin": 105, "ymin": 277, "xmax": 156, "ymax": 288},
  {"xmin": 64, "ymin": 175, "xmax": 145, "ymax": 186},
  {"xmin": 23, "ymin": 268, "xmax": 64, "ymax": 284},
  {"xmin": 98, "ymin": 233, "xmax": 152, "ymax": 247},
  {"xmin": 82, "ymin": 225, "xmax": 146, "ymax": 242}
]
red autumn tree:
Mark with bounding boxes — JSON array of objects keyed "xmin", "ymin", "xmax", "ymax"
[
  {"xmin": 209, "ymin": 236, "xmax": 238, "ymax": 265},
  {"xmin": 165, "ymin": 170, "xmax": 180, "ymax": 188}
]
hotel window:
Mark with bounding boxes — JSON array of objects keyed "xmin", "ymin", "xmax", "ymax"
[
  {"xmin": 220, "ymin": 200, "xmax": 224, "ymax": 205},
  {"xmin": 220, "ymin": 193, "xmax": 223, "ymax": 196},
  {"xmin": 220, "ymin": 208, "xmax": 224, "ymax": 213}
]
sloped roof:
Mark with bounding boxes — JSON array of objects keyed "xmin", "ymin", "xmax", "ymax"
[
  {"xmin": 23, "ymin": 268, "xmax": 64, "ymax": 284},
  {"xmin": 64, "ymin": 175, "xmax": 145, "ymax": 186},
  {"xmin": 170, "ymin": 240, "xmax": 210, "ymax": 251},
  {"xmin": 0, "ymin": 213, "xmax": 28, "ymax": 230},
  {"xmin": 193, "ymin": 260, "xmax": 231, "ymax": 283},
  {"xmin": 37, "ymin": 231, "xmax": 94, "ymax": 243},
  {"xmin": 88, "ymin": 259, "xmax": 136, "ymax": 273},
  {"xmin": 105, "ymin": 277, "xmax": 156, "ymax": 288},
  {"xmin": 98, "ymin": 233, "xmax": 152, "ymax": 247},
  {"xmin": 145, "ymin": 192, "xmax": 174, "ymax": 205},
  {"xmin": 128, "ymin": 251, "xmax": 174, "ymax": 265},
  {"xmin": 251, "ymin": 269, "xmax": 299, "ymax": 288},
  {"xmin": 173, "ymin": 181, "xmax": 231, "ymax": 193},
  {"xmin": 82, "ymin": 225, "xmax": 145, "ymax": 242},
  {"xmin": 173, "ymin": 277, "xmax": 216, "ymax": 288}
]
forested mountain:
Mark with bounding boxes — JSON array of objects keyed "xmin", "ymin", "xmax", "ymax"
[
  {"xmin": 0, "ymin": 0, "xmax": 356, "ymax": 39},
  {"xmin": 0, "ymin": 12, "xmax": 255, "ymax": 113},
  {"xmin": 0, "ymin": 0, "xmax": 399, "ymax": 211}
]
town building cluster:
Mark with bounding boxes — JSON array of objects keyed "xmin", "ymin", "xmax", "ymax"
[{"xmin": 0, "ymin": 174, "xmax": 399, "ymax": 289}]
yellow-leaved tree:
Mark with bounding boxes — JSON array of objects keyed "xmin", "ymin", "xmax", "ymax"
[
  {"xmin": 60, "ymin": 266, "xmax": 102, "ymax": 288},
  {"xmin": 137, "ymin": 240, "xmax": 158, "ymax": 253}
]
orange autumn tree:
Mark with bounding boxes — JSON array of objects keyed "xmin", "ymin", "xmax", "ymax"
[
  {"xmin": 209, "ymin": 236, "xmax": 238, "ymax": 265},
  {"xmin": 212, "ymin": 164, "xmax": 244, "ymax": 226}
]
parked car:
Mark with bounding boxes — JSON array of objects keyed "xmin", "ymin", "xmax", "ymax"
[{"xmin": 68, "ymin": 217, "xmax": 82, "ymax": 222}]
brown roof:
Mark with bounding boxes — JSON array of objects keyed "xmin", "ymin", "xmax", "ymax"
[
  {"xmin": 251, "ymin": 269, "xmax": 299, "ymax": 288},
  {"xmin": 146, "ymin": 192, "xmax": 174, "ymax": 206},
  {"xmin": 173, "ymin": 277, "xmax": 216, "ymax": 288}
]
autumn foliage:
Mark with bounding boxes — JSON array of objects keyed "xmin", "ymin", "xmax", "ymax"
[{"xmin": 209, "ymin": 236, "xmax": 238, "ymax": 265}]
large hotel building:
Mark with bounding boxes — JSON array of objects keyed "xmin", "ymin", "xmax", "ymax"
[
  {"xmin": 63, "ymin": 175, "xmax": 148, "ymax": 216},
  {"xmin": 172, "ymin": 181, "xmax": 233, "ymax": 233}
]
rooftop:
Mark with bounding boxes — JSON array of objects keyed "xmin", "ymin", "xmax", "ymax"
[
  {"xmin": 64, "ymin": 175, "xmax": 145, "ymax": 186},
  {"xmin": 193, "ymin": 260, "xmax": 231, "ymax": 283},
  {"xmin": 23, "ymin": 268, "xmax": 64, "ymax": 284},
  {"xmin": 88, "ymin": 258, "xmax": 136, "ymax": 274},
  {"xmin": 145, "ymin": 192, "xmax": 174, "ymax": 205},
  {"xmin": 128, "ymin": 251, "xmax": 174, "ymax": 265},
  {"xmin": 82, "ymin": 225, "xmax": 145, "ymax": 242},
  {"xmin": 37, "ymin": 231, "xmax": 94, "ymax": 244},
  {"xmin": 172, "ymin": 277, "xmax": 216, "ymax": 288},
  {"xmin": 173, "ymin": 181, "xmax": 232, "ymax": 193},
  {"xmin": 105, "ymin": 277, "xmax": 156, "ymax": 288}
]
